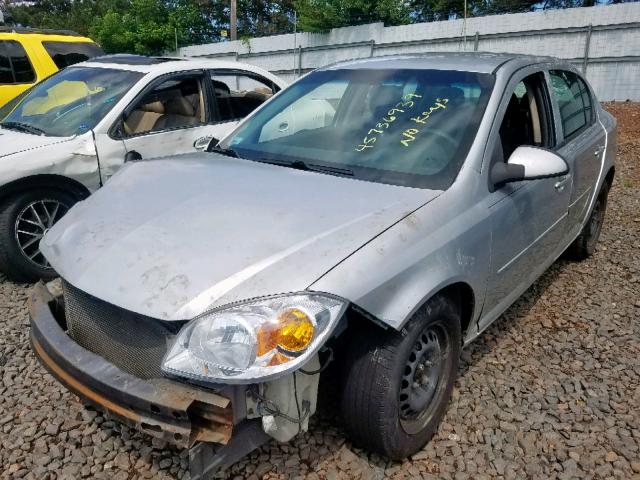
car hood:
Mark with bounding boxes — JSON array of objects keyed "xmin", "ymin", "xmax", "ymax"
[
  {"xmin": 42, "ymin": 154, "xmax": 440, "ymax": 320},
  {"xmin": 0, "ymin": 128, "xmax": 72, "ymax": 158}
]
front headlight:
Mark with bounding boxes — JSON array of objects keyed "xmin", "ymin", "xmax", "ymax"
[{"xmin": 162, "ymin": 293, "xmax": 347, "ymax": 384}]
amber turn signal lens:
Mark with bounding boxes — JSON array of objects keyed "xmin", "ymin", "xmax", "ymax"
[
  {"xmin": 256, "ymin": 324, "xmax": 279, "ymax": 357},
  {"xmin": 256, "ymin": 308, "xmax": 315, "ymax": 358},
  {"xmin": 268, "ymin": 351, "xmax": 293, "ymax": 366},
  {"xmin": 277, "ymin": 308, "xmax": 315, "ymax": 353}
]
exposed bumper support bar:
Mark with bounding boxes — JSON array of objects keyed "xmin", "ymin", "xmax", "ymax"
[{"xmin": 28, "ymin": 281, "xmax": 269, "ymax": 479}]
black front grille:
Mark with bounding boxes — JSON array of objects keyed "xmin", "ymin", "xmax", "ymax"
[{"xmin": 63, "ymin": 281, "xmax": 181, "ymax": 379}]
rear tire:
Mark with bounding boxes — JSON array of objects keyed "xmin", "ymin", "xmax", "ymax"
[
  {"xmin": 566, "ymin": 182, "xmax": 609, "ymax": 261},
  {"xmin": 340, "ymin": 295, "xmax": 461, "ymax": 460},
  {"xmin": 0, "ymin": 189, "xmax": 75, "ymax": 283}
]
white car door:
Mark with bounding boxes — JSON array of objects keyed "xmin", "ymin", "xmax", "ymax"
[
  {"xmin": 208, "ymin": 68, "xmax": 281, "ymax": 143},
  {"xmin": 117, "ymin": 70, "xmax": 223, "ymax": 160},
  {"xmin": 95, "ymin": 68, "xmax": 280, "ymax": 179}
]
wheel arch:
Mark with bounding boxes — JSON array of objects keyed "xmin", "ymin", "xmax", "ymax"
[
  {"xmin": 337, "ymin": 281, "xmax": 477, "ymax": 345},
  {"xmin": 432, "ymin": 282, "xmax": 475, "ymax": 338},
  {"xmin": 0, "ymin": 174, "xmax": 91, "ymax": 204},
  {"xmin": 604, "ymin": 165, "xmax": 615, "ymax": 188}
]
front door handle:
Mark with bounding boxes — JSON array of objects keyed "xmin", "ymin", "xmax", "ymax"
[{"xmin": 554, "ymin": 174, "xmax": 571, "ymax": 192}]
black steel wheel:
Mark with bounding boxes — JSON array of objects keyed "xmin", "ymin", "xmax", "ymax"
[
  {"xmin": 341, "ymin": 295, "xmax": 461, "ymax": 460},
  {"xmin": 0, "ymin": 189, "xmax": 76, "ymax": 282},
  {"xmin": 398, "ymin": 323, "xmax": 451, "ymax": 435}
]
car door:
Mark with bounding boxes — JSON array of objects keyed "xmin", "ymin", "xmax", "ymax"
[
  {"xmin": 208, "ymin": 68, "xmax": 279, "ymax": 144},
  {"xmin": 480, "ymin": 69, "xmax": 572, "ymax": 329},
  {"xmin": 548, "ymin": 70, "xmax": 606, "ymax": 233},
  {"xmin": 117, "ymin": 70, "xmax": 219, "ymax": 160}
]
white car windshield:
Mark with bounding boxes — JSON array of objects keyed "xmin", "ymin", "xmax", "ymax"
[
  {"xmin": 220, "ymin": 68, "xmax": 494, "ymax": 189},
  {"xmin": 0, "ymin": 66, "xmax": 143, "ymax": 137}
]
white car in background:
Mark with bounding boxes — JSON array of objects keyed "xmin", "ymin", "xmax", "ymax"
[{"xmin": 0, "ymin": 54, "xmax": 286, "ymax": 281}]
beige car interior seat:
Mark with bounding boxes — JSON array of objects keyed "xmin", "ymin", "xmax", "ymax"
[
  {"xmin": 124, "ymin": 101, "xmax": 165, "ymax": 135},
  {"xmin": 155, "ymin": 94, "xmax": 202, "ymax": 130}
]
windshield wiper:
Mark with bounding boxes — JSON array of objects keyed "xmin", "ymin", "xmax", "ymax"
[
  {"xmin": 307, "ymin": 163, "xmax": 354, "ymax": 177},
  {"xmin": 209, "ymin": 145, "xmax": 240, "ymax": 158},
  {"xmin": 256, "ymin": 158, "xmax": 354, "ymax": 177},
  {"xmin": 0, "ymin": 121, "xmax": 46, "ymax": 136}
]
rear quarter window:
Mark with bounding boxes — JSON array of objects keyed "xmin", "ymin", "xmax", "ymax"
[
  {"xmin": 42, "ymin": 41, "xmax": 104, "ymax": 69},
  {"xmin": 0, "ymin": 40, "xmax": 36, "ymax": 84}
]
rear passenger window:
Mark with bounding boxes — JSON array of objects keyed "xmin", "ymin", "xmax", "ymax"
[
  {"xmin": 549, "ymin": 70, "xmax": 593, "ymax": 139},
  {"xmin": 0, "ymin": 44, "xmax": 11, "ymax": 84},
  {"xmin": 0, "ymin": 40, "xmax": 36, "ymax": 84},
  {"xmin": 211, "ymin": 72, "xmax": 276, "ymax": 122},
  {"xmin": 42, "ymin": 41, "xmax": 104, "ymax": 69}
]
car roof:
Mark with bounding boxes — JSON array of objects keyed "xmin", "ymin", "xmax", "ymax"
[
  {"xmin": 0, "ymin": 27, "xmax": 95, "ymax": 43},
  {"xmin": 322, "ymin": 52, "xmax": 564, "ymax": 74},
  {"xmin": 78, "ymin": 54, "xmax": 283, "ymax": 81}
]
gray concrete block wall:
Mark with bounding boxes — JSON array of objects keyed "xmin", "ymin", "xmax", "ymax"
[{"xmin": 178, "ymin": 3, "xmax": 640, "ymax": 101}]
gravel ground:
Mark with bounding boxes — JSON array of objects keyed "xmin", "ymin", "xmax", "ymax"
[{"xmin": 1, "ymin": 103, "xmax": 639, "ymax": 480}]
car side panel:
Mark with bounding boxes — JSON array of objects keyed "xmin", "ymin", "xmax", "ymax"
[
  {"xmin": 0, "ymin": 134, "xmax": 102, "ymax": 194},
  {"xmin": 598, "ymin": 107, "xmax": 617, "ymax": 184},
  {"xmin": 480, "ymin": 66, "xmax": 573, "ymax": 326},
  {"xmin": 121, "ymin": 124, "xmax": 235, "ymax": 164},
  {"xmin": 21, "ymin": 37, "xmax": 56, "ymax": 81},
  {"xmin": 547, "ymin": 71, "xmax": 606, "ymax": 233},
  {"xmin": 309, "ymin": 181, "xmax": 491, "ymax": 340}
]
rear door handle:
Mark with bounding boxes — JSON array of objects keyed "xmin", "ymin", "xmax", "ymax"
[
  {"xmin": 554, "ymin": 174, "xmax": 571, "ymax": 192},
  {"xmin": 594, "ymin": 145, "xmax": 605, "ymax": 157}
]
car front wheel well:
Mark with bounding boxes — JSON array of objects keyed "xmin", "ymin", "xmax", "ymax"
[
  {"xmin": 0, "ymin": 175, "xmax": 91, "ymax": 204},
  {"xmin": 330, "ymin": 282, "xmax": 475, "ymax": 352},
  {"xmin": 605, "ymin": 166, "xmax": 615, "ymax": 189},
  {"xmin": 435, "ymin": 282, "xmax": 475, "ymax": 339}
]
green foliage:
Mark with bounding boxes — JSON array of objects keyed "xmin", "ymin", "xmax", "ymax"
[
  {"xmin": 5, "ymin": 0, "xmax": 636, "ymax": 53},
  {"xmin": 293, "ymin": 0, "xmax": 409, "ymax": 31},
  {"xmin": 8, "ymin": 0, "xmax": 128, "ymax": 36},
  {"xmin": 7, "ymin": 0, "xmax": 217, "ymax": 55},
  {"xmin": 236, "ymin": 0, "xmax": 296, "ymax": 37},
  {"xmin": 89, "ymin": 0, "xmax": 217, "ymax": 55},
  {"xmin": 293, "ymin": 0, "xmax": 626, "ymax": 30}
]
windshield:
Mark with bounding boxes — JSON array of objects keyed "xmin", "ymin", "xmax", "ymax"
[
  {"xmin": 220, "ymin": 68, "xmax": 494, "ymax": 189},
  {"xmin": 0, "ymin": 67, "xmax": 143, "ymax": 137}
]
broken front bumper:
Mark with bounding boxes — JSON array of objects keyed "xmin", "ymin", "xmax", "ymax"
[{"xmin": 28, "ymin": 281, "xmax": 269, "ymax": 478}]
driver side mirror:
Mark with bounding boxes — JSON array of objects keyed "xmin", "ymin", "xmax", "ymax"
[
  {"xmin": 491, "ymin": 146, "xmax": 569, "ymax": 189},
  {"xmin": 205, "ymin": 138, "xmax": 221, "ymax": 152}
]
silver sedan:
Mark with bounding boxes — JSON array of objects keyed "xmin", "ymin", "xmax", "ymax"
[{"xmin": 30, "ymin": 52, "xmax": 616, "ymax": 477}]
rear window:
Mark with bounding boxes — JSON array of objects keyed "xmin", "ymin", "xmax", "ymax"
[
  {"xmin": 0, "ymin": 40, "xmax": 36, "ymax": 84},
  {"xmin": 42, "ymin": 41, "xmax": 104, "ymax": 69}
]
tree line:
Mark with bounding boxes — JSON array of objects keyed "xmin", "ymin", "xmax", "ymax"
[{"xmin": 0, "ymin": 0, "xmax": 634, "ymax": 55}]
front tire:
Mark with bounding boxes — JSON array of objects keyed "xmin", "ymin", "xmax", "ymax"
[
  {"xmin": 0, "ymin": 189, "xmax": 75, "ymax": 282},
  {"xmin": 566, "ymin": 182, "xmax": 609, "ymax": 260},
  {"xmin": 341, "ymin": 295, "xmax": 461, "ymax": 460}
]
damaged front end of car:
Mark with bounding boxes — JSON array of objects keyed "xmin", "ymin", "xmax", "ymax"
[{"xmin": 29, "ymin": 279, "xmax": 345, "ymax": 479}]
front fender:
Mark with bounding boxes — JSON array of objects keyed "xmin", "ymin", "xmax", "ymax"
[
  {"xmin": 309, "ymin": 189, "xmax": 491, "ymax": 334},
  {"xmin": 0, "ymin": 135, "xmax": 100, "ymax": 193}
]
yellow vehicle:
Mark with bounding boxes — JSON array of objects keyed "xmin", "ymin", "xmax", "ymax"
[{"xmin": 0, "ymin": 27, "xmax": 103, "ymax": 107}]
